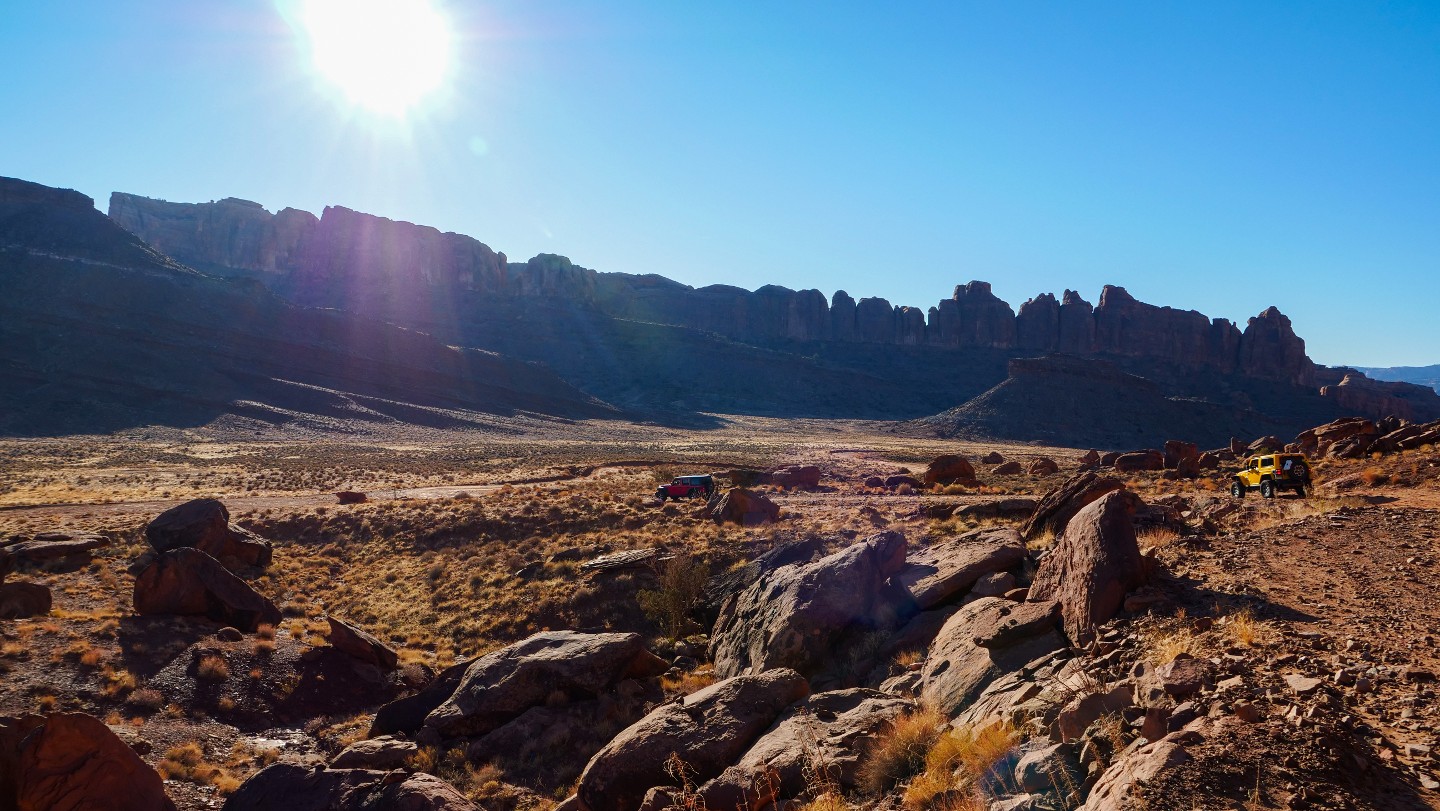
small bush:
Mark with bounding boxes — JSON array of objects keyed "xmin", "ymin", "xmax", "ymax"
[
  {"xmin": 637, "ymin": 554, "xmax": 710, "ymax": 640},
  {"xmin": 858, "ymin": 708, "xmax": 945, "ymax": 795},
  {"xmin": 196, "ymin": 655, "xmax": 230, "ymax": 682}
]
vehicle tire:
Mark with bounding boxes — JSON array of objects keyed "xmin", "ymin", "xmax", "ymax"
[
  {"xmin": 1260, "ymin": 480, "xmax": 1275, "ymax": 499},
  {"xmin": 1294, "ymin": 485, "xmax": 1306, "ymax": 499},
  {"xmin": 656, "ymin": 493, "xmax": 666, "ymax": 502},
  {"xmin": 1230, "ymin": 480, "xmax": 1245, "ymax": 498}
]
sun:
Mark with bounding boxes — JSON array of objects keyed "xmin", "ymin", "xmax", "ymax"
[{"xmin": 296, "ymin": 0, "xmax": 453, "ymax": 116}]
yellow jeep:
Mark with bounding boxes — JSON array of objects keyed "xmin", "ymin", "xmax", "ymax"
[{"xmin": 1230, "ymin": 453, "xmax": 1311, "ymax": 499}]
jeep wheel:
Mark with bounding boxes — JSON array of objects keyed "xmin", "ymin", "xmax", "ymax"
[
  {"xmin": 1294, "ymin": 485, "xmax": 1306, "ymax": 499},
  {"xmin": 1260, "ymin": 480, "xmax": 1275, "ymax": 499},
  {"xmin": 1230, "ymin": 480, "xmax": 1245, "ymax": 499},
  {"xmin": 656, "ymin": 493, "xmax": 667, "ymax": 502}
]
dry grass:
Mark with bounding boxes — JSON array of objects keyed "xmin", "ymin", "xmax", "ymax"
[
  {"xmin": 1135, "ymin": 526, "xmax": 1180, "ymax": 549},
  {"xmin": 858, "ymin": 708, "xmax": 946, "ymax": 795},
  {"xmin": 901, "ymin": 720, "xmax": 1018, "ymax": 811},
  {"xmin": 1221, "ymin": 609, "xmax": 1277, "ymax": 649},
  {"xmin": 196, "ymin": 655, "xmax": 230, "ymax": 681},
  {"xmin": 661, "ymin": 667, "xmax": 718, "ymax": 696},
  {"xmin": 157, "ymin": 742, "xmax": 242, "ymax": 794}
]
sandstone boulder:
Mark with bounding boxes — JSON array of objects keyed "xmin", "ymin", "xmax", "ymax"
[
  {"xmin": 863, "ymin": 475, "xmax": 884, "ymax": 488},
  {"xmin": 952, "ymin": 498, "xmax": 1037, "ymax": 521},
  {"xmin": 884, "ymin": 475, "xmax": 922, "ymax": 489},
  {"xmin": 711, "ymin": 533, "xmax": 907, "ymax": 680},
  {"xmin": 327, "ymin": 615, "xmax": 399, "ymax": 671},
  {"xmin": 1113, "ymin": 450, "xmax": 1164, "ymax": 472},
  {"xmin": 922, "ymin": 455, "xmax": 976, "ymax": 485},
  {"xmin": 710, "ymin": 488, "xmax": 780, "ymax": 525},
  {"xmin": 917, "ymin": 597, "xmax": 1064, "ymax": 715},
  {"xmin": 895, "ymin": 528, "xmax": 1026, "ymax": 610},
  {"xmin": 1021, "ymin": 471, "xmax": 1124, "ymax": 540},
  {"xmin": 1161, "ymin": 440, "xmax": 1199, "ymax": 470},
  {"xmin": 422, "ymin": 631, "xmax": 667, "ymax": 739},
  {"xmin": 1247, "ymin": 436, "xmax": 1281, "ymax": 455},
  {"xmin": 3, "ymin": 533, "xmax": 109, "ymax": 569},
  {"xmin": 0, "ymin": 582, "xmax": 51, "ymax": 619},
  {"xmin": 334, "ymin": 491, "xmax": 368, "ymax": 504},
  {"xmin": 1027, "ymin": 490, "xmax": 1146, "ymax": 644},
  {"xmin": 981, "ymin": 451, "xmax": 1005, "ymax": 464},
  {"xmin": 1027, "ymin": 457, "xmax": 1060, "ymax": 476},
  {"xmin": 329, "ymin": 736, "xmax": 417, "ymax": 770},
  {"xmin": 1079, "ymin": 450, "xmax": 1101, "ymax": 466},
  {"xmin": 224, "ymin": 763, "xmax": 477, "ymax": 811},
  {"xmin": 145, "ymin": 499, "xmax": 272, "ymax": 569},
  {"xmin": 132, "ymin": 548, "xmax": 281, "ymax": 632},
  {"xmin": 0, "ymin": 713, "xmax": 176, "ymax": 811},
  {"xmin": 993, "ymin": 461, "xmax": 1024, "ymax": 475},
  {"xmin": 697, "ymin": 689, "xmax": 913, "ymax": 811},
  {"xmin": 574, "ymin": 669, "xmax": 810, "ymax": 811},
  {"xmin": 769, "ymin": 465, "xmax": 821, "ymax": 489}
]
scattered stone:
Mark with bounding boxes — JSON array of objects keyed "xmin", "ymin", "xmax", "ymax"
[
  {"xmin": 1155, "ymin": 656, "xmax": 1209, "ymax": 698},
  {"xmin": 1284, "ymin": 674, "xmax": 1324, "ymax": 696},
  {"xmin": 225, "ymin": 763, "xmax": 477, "ymax": 811},
  {"xmin": 1113, "ymin": 450, "xmax": 1164, "ymax": 472},
  {"xmin": 581, "ymin": 549, "xmax": 661, "ymax": 574}
]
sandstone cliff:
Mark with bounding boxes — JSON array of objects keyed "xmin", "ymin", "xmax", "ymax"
[
  {"xmin": 104, "ymin": 190, "xmax": 1440, "ymax": 425},
  {"xmin": 4, "ymin": 178, "xmax": 613, "ymax": 435}
]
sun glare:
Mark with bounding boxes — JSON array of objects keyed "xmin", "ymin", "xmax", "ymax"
[{"xmin": 298, "ymin": 0, "xmax": 452, "ymax": 116}]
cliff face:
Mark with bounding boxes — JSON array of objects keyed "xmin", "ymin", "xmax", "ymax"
[
  {"xmin": 106, "ymin": 190, "xmax": 1432, "ymax": 424},
  {"xmin": 4, "ymin": 178, "xmax": 612, "ymax": 435},
  {"xmin": 1321, "ymin": 373, "xmax": 1440, "ymax": 423}
]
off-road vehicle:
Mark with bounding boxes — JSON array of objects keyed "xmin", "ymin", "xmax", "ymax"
[
  {"xmin": 1230, "ymin": 453, "xmax": 1311, "ymax": 499},
  {"xmin": 655, "ymin": 475, "xmax": 714, "ymax": 501}
]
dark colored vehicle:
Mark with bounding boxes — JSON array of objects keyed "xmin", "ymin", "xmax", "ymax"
[
  {"xmin": 656, "ymin": 475, "xmax": 714, "ymax": 501},
  {"xmin": 1230, "ymin": 453, "xmax": 1311, "ymax": 499}
]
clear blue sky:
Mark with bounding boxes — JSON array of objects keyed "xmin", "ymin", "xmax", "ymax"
[{"xmin": 3, "ymin": 1, "xmax": 1437, "ymax": 366}]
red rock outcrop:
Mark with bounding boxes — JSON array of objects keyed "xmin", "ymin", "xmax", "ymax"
[
  {"xmin": 1238, "ymin": 306, "xmax": 1316, "ymax": 386},
  {"xmin": 1320, "ymin": 373, "xmax": 1440, "ymax": 423},
  {"xmin": 0, "ymin": 713, "xmax": 177, "ymax": 811},
  {"xmin": 1028, "ymin": 490, "xmax": 1147, "ymax": 644},
  {"xmin": 132, "ymin": 548, "xmax": 282, "ymax": 631},
  {"xmin": 1016, "ymin": 292, "xmax": 1061, "ymax": 351},
  {"xmin": 145, "ymin": 498, "xmax": 272, "ymax": 569}
]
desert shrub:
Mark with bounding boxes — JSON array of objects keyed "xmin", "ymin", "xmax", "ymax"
[
  {"xmin": 1359, "ymin": 467, "xmax": 1389, "ymax": 486},
  {"xmin": 196, "ymin": 655, "xmax": 230, "ymax": 682},
  {"xmin": 637, "ymin": 554, "xmax": 710, "ymax": 640},
  {"xmin": 901, "ymin": 720, "xmax": 1017, "ymax": 811},
  {"xmin": 127, "ymin": 687, "xmax": 165, "ymax": 712},
  {"xmin": 858, "ymin": 707, "xmax": 945, "ymax": 795}
]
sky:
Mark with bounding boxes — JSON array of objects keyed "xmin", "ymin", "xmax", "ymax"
[{"xmin": 2, "ymin": 1, "xmax": 1437, "ymax": 366}]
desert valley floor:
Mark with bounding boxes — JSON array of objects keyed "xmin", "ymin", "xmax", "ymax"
[{"xmin": 3, "ymin": 414, "xmax": 1440, "ymax": 810}]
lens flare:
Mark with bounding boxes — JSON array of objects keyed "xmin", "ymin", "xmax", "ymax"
[{"xmin": 298, "ymin": 0, "xmax": 452, "ymax": 116}]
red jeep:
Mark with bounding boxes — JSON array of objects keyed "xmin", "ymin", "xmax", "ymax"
[{"xmin": 655, "ymin": 475, "xmax": 714, "ymax": 501}]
